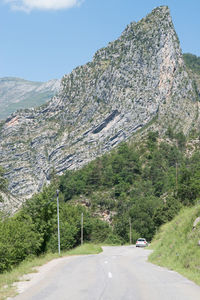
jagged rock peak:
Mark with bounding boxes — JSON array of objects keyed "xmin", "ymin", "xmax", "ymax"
[
  {"xmin": 88, "ymin": 5, "xmax": 179, "ymax": 74},
  {"xmin": 0, "ymin": 6, "xmax": 199, "ymax": 210},
  {"xmin": 122, "ymin": 6, "xmax": 171, "ymax": 35}
]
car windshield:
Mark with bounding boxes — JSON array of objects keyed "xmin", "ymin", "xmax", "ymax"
[{"xmin": 138, "ymin": 239, "xmax": 145, "ymax": 241}]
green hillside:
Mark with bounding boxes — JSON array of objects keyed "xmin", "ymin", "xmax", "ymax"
[
  {"xmin": 149, "ymin": 204, "xmax": 200, "ymax": 285},
  {"xmin": 0, "ymin": 129, "xmax": 200, "ymax": 274},
  {"xmin": 58, "ymin": 129, "xmax": 200, "ymax": 240},
  {"xmin": 183, "ymin": 53, "xmax": 200, "ymax": 76}
]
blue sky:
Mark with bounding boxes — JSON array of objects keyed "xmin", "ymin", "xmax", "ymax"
[{"xmin": 0, "ymin": 0, "xmax": 200, "ymax": 82}]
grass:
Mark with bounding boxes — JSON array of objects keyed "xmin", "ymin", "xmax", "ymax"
[
  {"xmin": 0, "ymin": 244, "xmax": 102, "ymax": 300},
  {"xmin": 149, "ymin": 204, "xmax": 200, "ymax": 286},
  {"xmin": 66, "ymin": 243, "xmax": 103, "ymax": 256}
]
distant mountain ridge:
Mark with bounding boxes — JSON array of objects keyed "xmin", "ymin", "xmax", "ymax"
[
  {"xmin": 0, "ymin": 6, "xmax": 200, "ymax": 210},
  {"xmin": 0, "ymin": 77, "xmax": 61, "ymax": 120}
]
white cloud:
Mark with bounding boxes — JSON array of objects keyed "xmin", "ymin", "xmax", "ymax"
[{"xmin": 4, "ymin": 0, "xmax": 83, "ymax": 12}]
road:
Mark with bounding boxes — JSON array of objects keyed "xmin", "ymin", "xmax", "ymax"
[{"xmin": 12, "ymin": 246, "xmax": 200, "ymax": 300}]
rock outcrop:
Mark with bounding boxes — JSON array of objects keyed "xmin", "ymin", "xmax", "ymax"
[
  {"xmin": 193, "ymin": 217, "xmax": 200, "ymax": 230},
  {"xmin": 0, "ymin": 6, "xmax": 199, "ymax": 208}
]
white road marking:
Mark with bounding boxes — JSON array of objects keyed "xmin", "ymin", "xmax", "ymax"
[
  {"xmin": 108, "ymin": 272, "xmax": 112, "ymax": 278},
  {"xmin": 104, "ymin": 261, "xmax": 108, "ymax": 264}
]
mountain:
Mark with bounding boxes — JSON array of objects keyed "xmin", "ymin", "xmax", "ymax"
[
  {"xmin": 0, "ymin": 77, "xmax": 60, "ymax": 120},
  {"xmin": 0, "ymin": 6, "xmax": 200, "ymax": 207}
]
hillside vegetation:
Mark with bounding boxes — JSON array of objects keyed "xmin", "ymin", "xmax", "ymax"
[
  {"xmin": 58, "ymin": 129, "xmax": 200, "ymax": 240},
  {"xmin": 183, "ymin": 53, "xmax": 200, "ymax": 98},
  {"xmin": 1, "ymin": 129, "xmax": 200, "ymax": 273},
  {"xmin": 0, "ymin": 195, "xmax": 112, "ymax": 273},
  {"xmin": 149, "ymin": 204, "xmax": 200, "ymax": 285},
  {"xmin": 183, "ymin": 53, "xmax": 200, "ymax": 76}
]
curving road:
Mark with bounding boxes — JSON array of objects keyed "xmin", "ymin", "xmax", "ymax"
[{"xmin": 12, "ymin": 246, "xmax": 200, "ymax": 300}]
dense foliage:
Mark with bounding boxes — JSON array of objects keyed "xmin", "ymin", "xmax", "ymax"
[
  {"xmin": 0, "ymin": 213, "xmax": 41, "ymax": 272},
  {"xmin": 0, "ymin": 185, "xmax": 112, "ymax": 273},
  {"xmin": 59, "ymin": 130, "xmax": 200, "ymax": 243},
  {"xmin": 0, "ymin": 166, "xmax": 7, "ymax": 203},
  {"xmin": 0, "ymin": 129, "xmax": 200, "ymax": 273},
  {"xmin": 0, "ymin": 166, "xmax": 7, "ymax": 191},
  {"xmin": 183, "ymin": 53, "xmax": 200, "ymax": 76}
]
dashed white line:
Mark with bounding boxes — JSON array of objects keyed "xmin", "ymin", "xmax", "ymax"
[
  {"xmin": 104, "ymin": 261, "xmax": 108, "ymax": 264},
  {"xmin": 108, "ymin": 272, "xmax": 112, "ymax": 279}
]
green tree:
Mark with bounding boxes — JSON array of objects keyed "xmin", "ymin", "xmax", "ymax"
[
  {"xmin": 153, "ymin": 196, "xmax": 182, "ymax": 227},
  {"xmin": 0, "ymin": 213, "xmax": 41, "ymax": 272},
  {"xmin": 0, "ymin": 166, "xmax": 7, "ymax": 192},
  {"xmin": 129, "ymin": 197, "xmax": 159, "ymax": 241},
  {"xmin": 22, "ymin": 185, "xmax": 57, "ymax": 253}
]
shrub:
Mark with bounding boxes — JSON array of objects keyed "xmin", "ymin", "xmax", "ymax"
[{"xmin": 0, "ymin": 213, "xmax": 41, "ymax": 273}]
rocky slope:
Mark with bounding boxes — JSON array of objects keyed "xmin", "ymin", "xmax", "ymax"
[
  {"xmin": 0, "ymin": 77, "xmax": 60, "ymax": 120},
  {"xmin": 0, "ymin": 6, "xmax": 199, "ymax": 209}
]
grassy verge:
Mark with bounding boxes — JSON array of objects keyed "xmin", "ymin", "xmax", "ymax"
[
  {"xmin": 0, "ymin": 244, "xmax": 102, "ymax": 300},
  {"xmin": 149, "ymin": 204, "xmax": 200, "ymax": 286},
  {"xmin": 66, "ymin": 243, "xmax": 102, "ymax": 256}
]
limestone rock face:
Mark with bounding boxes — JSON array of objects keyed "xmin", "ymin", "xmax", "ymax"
[{"xmin": 0, "ymin": 6, "xmax": 199, "ymax": 206}]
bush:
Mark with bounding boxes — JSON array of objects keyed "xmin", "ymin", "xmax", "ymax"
[
  {"xmin": 89, "ymin": 219, "xmax": 111, "ymax": 243},
  {"xmin": 104, "ymin": 233, "xmax": 123, "ymax": 245},
  {"xmin": 0, "ymin": 213, "xmax": 41, "ymax": 273},
  {"xmin": 46, "ymin": 222, "xmax": 78, "ymax": 252}
]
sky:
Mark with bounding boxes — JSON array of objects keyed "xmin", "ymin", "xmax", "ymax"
[{"xmin": 0, "ymin": 0, "xmax": 200, "ymax": 82}]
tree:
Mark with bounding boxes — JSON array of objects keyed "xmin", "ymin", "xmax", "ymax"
[
  {"xmin": 0, "ymin": 166, "xmax": 7, "ymax": 192},
  {"xmin": 153, "ymin": 196, "xmax": 182, "ymax": 227},
  {"xmin": 22, "ymin": 185, "xmax": 57, "ymax": 253},
  {"xmin": 175, "ymin": 132, "xmax": 186, "ymax": 150},
  {"xmin": 177, "ymin": 164, "xmax": 200, "ymax": 205},
  {"xmin": 129, "ymin": 196, "xmax": 159, "ymax": 241},
  {"xmin": 0, "ymin": 213, "xmax": 41, "ymax": 272}
]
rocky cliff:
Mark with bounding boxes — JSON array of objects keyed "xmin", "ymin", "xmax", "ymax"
[
  {"xmin": 0, "ymin": 77, "xmax": 60, "ymax": 120},
  {"xmin": 0, "ymin": 6, "xmax": 199, "ymax": 209}
]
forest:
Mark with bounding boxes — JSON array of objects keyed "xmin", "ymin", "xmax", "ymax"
[{"xmin": 0, "ymin": 129, "xmax": 200, "ymax": 272}]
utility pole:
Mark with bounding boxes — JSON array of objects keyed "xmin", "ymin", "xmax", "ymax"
[
  {"xmin": 56, "ymin": 190, "xmax": 60, "ymax": 255},
  {"xmin": 129, "ymin": 218, "xmax": 132, "ymax": 245},
  {"xmin": 176, "ymin": 163, "xmax": 178, "ymax": 192},
  {"xmin": 81, "ymin": 212, "xmax": 83, "ymax": 246}
]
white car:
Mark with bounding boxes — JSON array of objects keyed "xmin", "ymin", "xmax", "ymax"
[{"xmin": 136, "ymin": 238, "xmax": 148, "ymax": 247}]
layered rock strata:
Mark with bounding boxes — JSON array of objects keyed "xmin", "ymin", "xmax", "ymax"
[{"xmin": 0, "ymin": 6, "xmax": 199, "ymax": 207}]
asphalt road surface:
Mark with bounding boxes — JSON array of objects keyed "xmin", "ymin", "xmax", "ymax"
[{"xmin": 12, "ymin": 246, "xmax": 200, "ymax": 300}]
